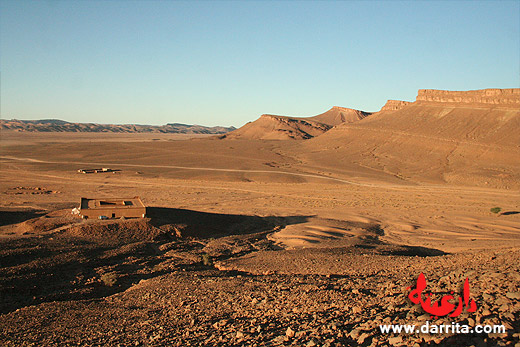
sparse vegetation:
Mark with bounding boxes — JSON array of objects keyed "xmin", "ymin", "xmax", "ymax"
[
  {"xmin": 100, "ymin": 272, "xmax": 118, "ymax": 286},
  {"xmin": 201, "ymin": 253, "xmax": 213, "ymax": 266},
  {"xmin": 490, "ymin": 207, "xmax": 502, "ymax": 214}
]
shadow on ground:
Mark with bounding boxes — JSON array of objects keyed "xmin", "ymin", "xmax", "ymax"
[
  {"xmin": 0, "ymin": 206, "xmax": 447, "ymax": 315},
  {"xmin": 0, "ymin": 209, "xmax": 46, "ymax": 227},
  {"xmin": 146, "ymin": 207, "xmax": 310, "ymax": 238},
  {"xmin": 0, "ymin": 207, "xmax": 311, "ymax": 314}
]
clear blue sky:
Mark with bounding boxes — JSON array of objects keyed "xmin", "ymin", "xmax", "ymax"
[{"xmin": 1, "ymin": 1, "xmax": 519, "ymax": 127}]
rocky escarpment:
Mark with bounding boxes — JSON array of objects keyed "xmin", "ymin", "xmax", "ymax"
[
  {"xmin": 308, "ymin": 106, "xmax": 371, "ymax": 126},
  {"xmin": 379, "ymin": 100, "xmax": 412, "ymax": 111},
  {"xmin": 222, "ymin": 115, "xmax": 331, "ymax": 140},
  {"xmin": 222, "ymin": 106, "xmax": 370, "ymax": 140},
  {"xmin": 416, "ymin": 88, "xmax": 520, "ymax": 106}
]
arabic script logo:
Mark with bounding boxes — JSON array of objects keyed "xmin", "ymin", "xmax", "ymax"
[{"xmin": 407, "ymin": 273, "xmax": 477, "ymax": 318}]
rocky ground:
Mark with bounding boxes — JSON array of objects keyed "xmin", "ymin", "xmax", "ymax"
[{"xmin": 0, "ymin": 209, "xmax": 519, "ymax": 346}]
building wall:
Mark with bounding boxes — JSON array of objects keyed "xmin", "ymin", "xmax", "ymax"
[{"xmin": 80, "ymin": 207, "xmax": 146, "ymax": 219}]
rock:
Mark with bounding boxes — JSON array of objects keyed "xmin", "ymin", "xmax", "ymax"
[
  {"xmin": 495, "ymin": 297, "xmax": 510, "ymax": 305},
  {"xmin": 482, "ymin": 293, "xmax": 493, "ymax": 301},
  {"xmin": 357, "ymin": 332, "xmax": 370, "ymax": 344},
  {"xmin": 351, "ymin": 306, "xmax": 363, "ymax": 314},
  {"xmin": 505, "ymin": 292, "xmax": 520, "ymax": 300},
  {"xmin": 388, "ymin": 336, "xmax": 403, "ymax": 345},
  {"xmin": 498, "ymin": 304, "xmax": 509, "ymax": 312},
  {"xmin": 481, "ymin": 308, "xmax": 492, "ymax": 316},
  {"xmin": 417, "ymin": 314, "xmax": 431, "ymax": 321},
  {"xmin": 286, "ymin": 327, "xmax": 295, "ymax": 338},
  {"xmin": 306, "ymin": 338, "xmax": 318, "ymax": 347},
  {"xmin": 349, "ymin": 329, "xmax": 361, "ymax": 339},
  {"xmin": 510, "ymin": 272, "xmax": 520, "ymax": 281},
  {"xmin": 271, "ymin": 336, "xmax": 285, "ymax": 344},
  {"xmin": 295, "ymin": 331, "xmax": 306, "ymax": 339}
]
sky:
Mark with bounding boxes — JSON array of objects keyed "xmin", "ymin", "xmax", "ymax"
[{"xmin": 1, "ymin": 1, "xmax": 519, "ymax": 127}]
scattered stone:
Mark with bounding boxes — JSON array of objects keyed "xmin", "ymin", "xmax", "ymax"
[
  {"xmin": 351, "ymin": 306, "xmax": 362, "ymax": 314},
  {"xmin": 481, "ymin": 308, "xmax": 492, "ymax": 316},
  {"xmin": 349, "ymin": 328, "xmax": 361, "ymax": 339},
  {"xmin": 357, "ymin": 332, "xmax": 370, "ymax": 344},
  {"xmin": 495, "ymin": 297, "xmax": 510, "ymax": 306},
  {"xmin": 388, "ymin": 336, "xmax": 403, "ymax": 345}
]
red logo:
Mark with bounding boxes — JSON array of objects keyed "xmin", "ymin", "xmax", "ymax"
[{"xmin": 407, "ymin": 273, "xmax": 477, "ymax": 318}]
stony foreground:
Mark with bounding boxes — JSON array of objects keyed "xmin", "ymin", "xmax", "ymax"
[{"xmin": 1, "ymin": 219, "xmax": 519, "ymax": 346}]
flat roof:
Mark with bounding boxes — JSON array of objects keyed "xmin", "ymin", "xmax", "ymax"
[{"xmin": 80, "ymin": 197, "xmax": 145, "ymax": 210}]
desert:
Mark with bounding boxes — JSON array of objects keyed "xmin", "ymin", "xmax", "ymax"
[{"xmin": 0, "ymin": 88, "xmax": 519, "ymax": 346}]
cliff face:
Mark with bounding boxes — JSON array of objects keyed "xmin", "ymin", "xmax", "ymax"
[
  {"xmin": 222, "ymin": 106, "xmax": 370, "ymax": 140},
  {"xmin": 222, "ymin": 114, "xmax": 331, "ymax": 140},
  {"xmin": 380, "ymin": 100, "xmax": 412, "ymax": 111},
  {"xmin": 308, "ymin": 106, "xmax": 370, "ymax": 126},
  {"xmin": 307, "ymin": 89, "xmax": 520, "ymax": 189},
  {"xmin": 416, "ymin": 88, "xmax": 520, "ymax": 106}
]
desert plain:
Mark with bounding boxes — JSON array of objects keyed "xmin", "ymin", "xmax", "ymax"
[{"xmin": 0, "ymin": 89, "xmax": 519, "ymax": 346}]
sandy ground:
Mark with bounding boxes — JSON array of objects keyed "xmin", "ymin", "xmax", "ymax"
[{"xmin": 0, "ymin": 132, "xmax": 519, "ymax": 346}]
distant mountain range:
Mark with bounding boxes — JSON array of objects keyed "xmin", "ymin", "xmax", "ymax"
[{"xmin": 0, "ymin": 119, "xmax": 235, "ymax": 134}]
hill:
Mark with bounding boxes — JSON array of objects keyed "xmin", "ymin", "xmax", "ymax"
[
  {"xmin": 0, "ymin": 119, "xmax": 235, "ymax": 134},
  {"xmin": 299, "ymin": 88, "xmax": 520, "ymax": 188},
  {"xmin": 221, "ymin": 114, "xmax": 331, "ymax": 140},
  {"xmin": 307, "ymin": 106, "xmax": 371, "ymax": 126},
  {"xmin": 222, "ymin": 106, "xmax": 370, "ymax": 140},
  {"xmin": 379, "ymin": 100, "xmax": 412, "ymax": 111}
]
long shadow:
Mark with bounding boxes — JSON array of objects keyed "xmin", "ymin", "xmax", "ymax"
[
  {"xmin": 380, "ymin": 245, "xmax": 446, "ymax": 257},
  {"xmin": 0, "ymin": 209, "xmax": 312, "ymax": 314},
  {"xmin": 146, "ymin": 207, "xmax": 311, "ymax": 238},
  {"xmin": 0, "ymin": 209, "xmax": 46, "ymax": 227},
  {"xmin": 0, "ymin": 207, "xmax": 449, "ymax": 314},
  {"xmin": 502, "ymin": 211, "xmax": 520, "ymax": 216}
]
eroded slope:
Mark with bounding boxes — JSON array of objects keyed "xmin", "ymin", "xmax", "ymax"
[{"xmin": 300, "ymin": 89, "xmax": 520, "ymax": 188}]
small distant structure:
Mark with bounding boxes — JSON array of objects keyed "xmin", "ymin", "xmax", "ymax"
[
  {"xmin": 77, "ymin": 168, "xmax": 120, "ymax": 174},
  {"xmin": 78, "ymin": 196, "xmax": 146, "ymax": 219}
]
